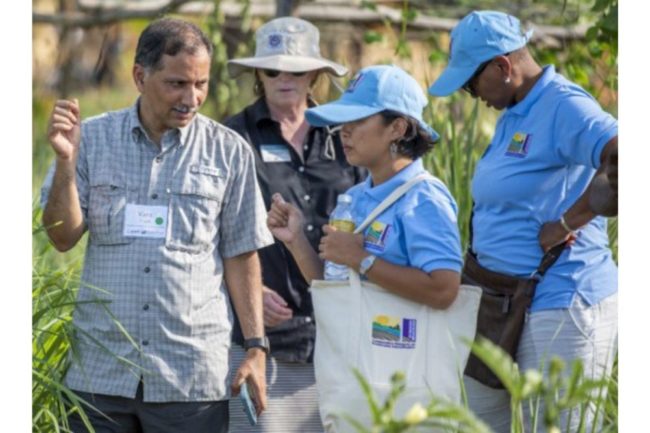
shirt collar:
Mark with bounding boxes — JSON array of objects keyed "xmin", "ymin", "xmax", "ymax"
[
  {"xmin": 363, "ymin": 159, "xmax": 425, "ymax": 201},
  {"xmin": 508, "ymin": 65, "xmax": 556, "ymax": 116},
  {"xmin": 128, "ymin": 98, "xmax": 191, "ymax": 147}
]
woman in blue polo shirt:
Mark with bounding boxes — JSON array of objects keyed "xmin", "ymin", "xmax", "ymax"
[
  {"xmin": 429, "ymin": 10, "xmax": 618, "ymax": 433},
  {"xmin": 268, "ymin": 64, "xmax": 463, "ymax": 319}
]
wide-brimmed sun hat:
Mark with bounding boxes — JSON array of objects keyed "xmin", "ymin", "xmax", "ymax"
[
  {"xmin": 227, "ymin": 17, "xmax": 347, "ymax": 77},
  {"xmin": 428, "ymin": 10, "xmax": 533, "ymax": 96},
  {"xmin": 305, "ymin": 64, "xmax": 439, "ymax": 141}
]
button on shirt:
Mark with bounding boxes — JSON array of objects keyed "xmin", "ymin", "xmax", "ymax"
[
  {"xmin": 346, "ymin": 159, "xmax": 463, "ymax": 274},
  {"xmin": 471, "ymin": 65, "xmax": 618, "ymax": 311},
  {"xmin": 224, "ymin": 98, "xmax": 365, "ymax": 362},
  {"xmin": 40, "ymin": 102, "xmax": 274, "ymax": 402}
]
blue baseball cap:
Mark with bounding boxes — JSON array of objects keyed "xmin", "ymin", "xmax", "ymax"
[
  {"xmin": 306, "ymin": 64, "xmax": 439, "ymax": 141},
  {"xmin": 428, "ymin": 11, "xmax": 533, "ymax": 96}
]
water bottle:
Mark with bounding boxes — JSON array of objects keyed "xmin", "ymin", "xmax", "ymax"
[{"xmin": 324, "ymin": 194, "xmax": 356, "ymax": 280}]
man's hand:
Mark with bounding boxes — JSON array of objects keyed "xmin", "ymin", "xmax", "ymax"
[
  {"xmin": 48, "ymin": 99, "xmax": 81, "ymax": 161},
  {"xmin": 263, "ymin": 286, "xmax": 293, "ymax": 327},
  {"xmin": 231, "ymin": 349, "xmax": 267, "ymax": 415}
]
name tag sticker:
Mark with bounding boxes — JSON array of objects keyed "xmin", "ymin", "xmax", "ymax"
[
  {"xmin": 124, "ymin": 204, "xmax": 168, "ymax": 238},
  {"xmin": 260, "ymin": 144, "xmax": 291, "ymax": 163}
]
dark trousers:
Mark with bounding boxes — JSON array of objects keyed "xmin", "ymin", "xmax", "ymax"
[{"xmin": 68, "ymin": 382, "xmax": 229, "ymax": 433}]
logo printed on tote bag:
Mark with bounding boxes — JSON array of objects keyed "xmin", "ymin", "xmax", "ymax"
[
  {"xmin": 505, "ymin": 132, "xmax": 532, "ymax": 158},
  {"xmin": 371, "ymin": 315, "xmax": 417, "ymax": 349}
]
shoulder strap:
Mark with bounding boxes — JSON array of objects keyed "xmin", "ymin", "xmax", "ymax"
[{"xmin": 353, "ymin": 173, "xmax": 429, "ymax": 234}]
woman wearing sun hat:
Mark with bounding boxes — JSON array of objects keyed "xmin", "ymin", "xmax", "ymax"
[
  {"xmin": 224, "ymin": 17, "xmax": 365, "ymax": 432},
  {"xmin": 429, "ymin": 10, "xmax": 618, "ymax": 433}
]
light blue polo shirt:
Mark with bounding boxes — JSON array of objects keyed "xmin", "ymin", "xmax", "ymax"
[
  {"xmin": 472, "ymin": 65, "xmax": 618, "ymax": 311},
  {"xmin": 345, "ymin": 159, "xmax": 463, "ymax": 274}
]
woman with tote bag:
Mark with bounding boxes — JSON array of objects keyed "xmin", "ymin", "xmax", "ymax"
[{"xmin": 267, "ymin": 65, "xmax": 481, "ymax": 432}]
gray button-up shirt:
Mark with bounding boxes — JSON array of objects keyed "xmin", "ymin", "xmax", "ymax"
[{"xmin": 41, "ymin": 102, "xmax": 274, "ymax": 402}]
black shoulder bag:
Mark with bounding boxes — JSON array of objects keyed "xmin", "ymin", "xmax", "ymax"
[{"xmin": 462, "ymin": 210, "xmax": 566, "ymax": 389}]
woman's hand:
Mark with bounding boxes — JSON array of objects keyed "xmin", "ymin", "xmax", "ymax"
[
  {"xmin": 267, "ymin": 193, "xmax": 305, "ymax": 245},
  {"xmin": 318, "ymin": 224, "xmax": 365, "ymax": 269},
  {"xmin": 262, "ymin": 286, "xmax": 293, "ymax": 327},
  {"xmin": 539, "ymin": 221, "xmax": 577, "ymax": 253}
]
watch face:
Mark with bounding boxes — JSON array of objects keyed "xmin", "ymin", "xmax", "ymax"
[{"xmin": 360, "ymin": 255, "xmax": 376, "ymax": 275}]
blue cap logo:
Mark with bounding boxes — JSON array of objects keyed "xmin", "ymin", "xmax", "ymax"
[{"xmin": 345, "ymin": 72, "xmax": 364, "ymax": 93}]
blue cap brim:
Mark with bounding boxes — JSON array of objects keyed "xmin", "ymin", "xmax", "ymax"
[
  {"xmin": 305, "ymin": 101, "xmax": 383, "ymax": 127},
  {"xmin": 428, "ymin": 64, "xmax": 478, "ymax": 97},
  {"xmin": 307, "ymin": 101, "xmax": 440, "ymax": 141}
]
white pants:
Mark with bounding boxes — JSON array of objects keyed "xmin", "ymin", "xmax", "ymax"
[{"xmin": 465, "ymin": 293, "xmax": 618, "ymax": 433}]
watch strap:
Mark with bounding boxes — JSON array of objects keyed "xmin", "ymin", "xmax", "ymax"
[{"xmin": 243, "ymin": 336, "xmax": 270, "ymax": 354}]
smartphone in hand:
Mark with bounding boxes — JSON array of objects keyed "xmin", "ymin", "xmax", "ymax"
[{"xmin": 240, "ymin": 381, "xmax": 258, "ymax": 426}]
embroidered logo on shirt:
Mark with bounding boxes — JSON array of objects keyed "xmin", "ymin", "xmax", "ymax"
[
  {"xmin": 372, "ymin": 315, "xmax": 416, "ymax": 349},
  {"xmin": 505, "ymin": 132, "xmax": 532, "ymax": 158},
  {"xmin": 364, "ymin": 221, "xmax": 390, "ymax": 253},
  {"xmin": 190, "ymin": 164, "xmax": 222, "ymax": 177}
]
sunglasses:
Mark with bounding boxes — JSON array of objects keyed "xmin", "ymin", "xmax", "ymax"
[
  {"xmin": 462, "ymin": 60, "xmax": 491, "ymax": 98},
  {"xmin": 261, "ymin": 69, "xmax": 308, "ymax": 78},
  {"xmin": 462, "ymin": 52, "xmax": 512, "ymax": 97}
]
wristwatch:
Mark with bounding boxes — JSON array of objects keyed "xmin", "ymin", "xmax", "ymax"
[
  {"xmin": 358, "ymin": 254, "xmax": 377, "ymax": 277},
  {"xmin": 243, "ymin": 336, "xmax": 270, "ymax": 354}
]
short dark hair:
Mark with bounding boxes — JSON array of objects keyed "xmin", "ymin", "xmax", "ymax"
[
  {"xmin": 135, "ymin": 18, "xmax": 213, "ymax": 70},
  {"xmin": 379, "ymin": 111, "xmax": 438, "ymax": 159}
]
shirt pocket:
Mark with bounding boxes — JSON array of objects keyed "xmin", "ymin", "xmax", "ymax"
[
  {"xmin": 87, "ymin": 180, "xmax": 132, "ymax": 246},
  {"xmin": 165, "ymin": 167, "xmax": 227, "ymax": 254}
]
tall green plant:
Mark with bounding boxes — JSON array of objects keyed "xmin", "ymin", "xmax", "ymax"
[{"xmin": 32, "ymin": 207, "xmax": 91, "ymax": 433}]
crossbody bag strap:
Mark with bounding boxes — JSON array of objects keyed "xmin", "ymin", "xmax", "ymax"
[
  {"xmin": 353, "ymin": 173, "xmax": 430, "ymax": 235},
  {"xmin": 467, "ymin": 201, "xmax": 567, "ymax": 280}
]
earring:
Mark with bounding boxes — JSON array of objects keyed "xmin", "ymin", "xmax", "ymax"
[
  {"xmin": 254, "ymin": 81, "xmax": 263, "ymax": 95},
  {"xmin": 390, "ymin": 142, "xmax": 398, "ymax": 158},
  {"xmin": 504, "ymin": 77, "xmax": 511, "ymax": 84}
]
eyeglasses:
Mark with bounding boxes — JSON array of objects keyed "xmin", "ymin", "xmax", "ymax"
[
  {"xmin": 261, "ymin": 69, "xmax": 308, "ymax": 78},
  {"xmin": 462, "ymin": 60, "xmax": 491, "ymax": 97}
]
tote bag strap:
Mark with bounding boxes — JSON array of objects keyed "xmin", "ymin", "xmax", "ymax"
[
  {"xmin": 353, "ymin": 173, "xmax": 430, "ymax": 235},
  {"xmin": 348, "ymin": 173, "xmax": 430, "ymax": 288}
]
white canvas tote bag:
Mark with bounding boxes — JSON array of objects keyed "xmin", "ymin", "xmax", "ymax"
[{"xmin": 310, "ymin": 174, "xmax": 481, "ymax": 432}]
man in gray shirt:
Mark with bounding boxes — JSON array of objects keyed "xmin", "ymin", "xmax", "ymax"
[{"xmin": 41, "ymin": 18, "xmax": 273, "ymax": 432}]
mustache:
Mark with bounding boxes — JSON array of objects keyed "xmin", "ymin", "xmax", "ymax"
[{"xmin": 172, "ymin": 105, "xmax": 198, "ymax": 114}]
